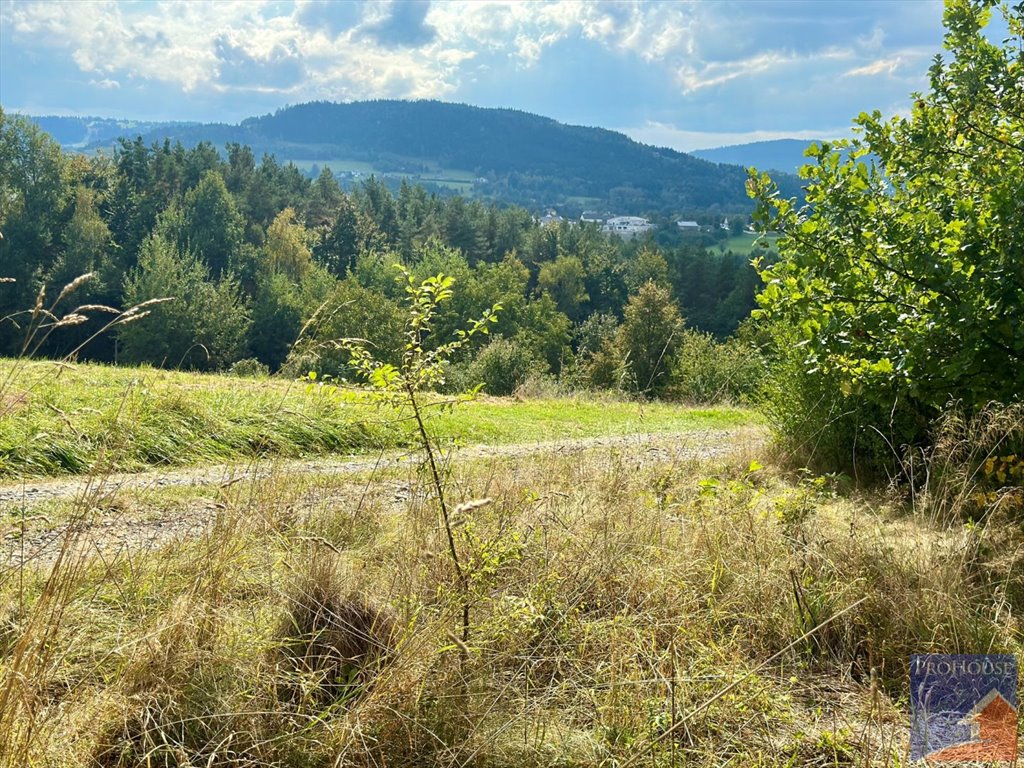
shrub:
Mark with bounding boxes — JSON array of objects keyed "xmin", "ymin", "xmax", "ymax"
[
  {"xmin": 285, "ymin": 278, "xmax": 404, "ymax": 378},
  {"xmin": 576, "ymin": 339, "xmax": 629, "ymax": 392},
  {"xmin": 464, "ymin": 337, "xmax": 541, "ymax": 396},
  {"xmin": 754, "ymin": 321, "xmax": 920, "ymax": 475},
  {"xmin": 228, "ymin": 357, "xmax": 270, "ymax": 378},
  {"xmin": 749, "ymin": 2, "xmax": 1024, "ymax": 472},
  {"xmin": 671, "ymin": 330, "xmax": 765, "ymax": 405},
  {"xmin": 574, "ymin": 312, "xmax": 618, "ymax": 357}
]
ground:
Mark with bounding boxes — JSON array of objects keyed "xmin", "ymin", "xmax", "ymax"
[{"xmin": 0, "ymin": 360, "xmax": 1020, "ymax": 766}]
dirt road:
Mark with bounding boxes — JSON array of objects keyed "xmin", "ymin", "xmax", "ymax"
[{"xmin": 0, "ymin": 428, "xmax": 761, "ymax": 567}]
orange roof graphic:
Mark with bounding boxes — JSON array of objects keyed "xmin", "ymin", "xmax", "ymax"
[{"xmin": 926, "ymin": 689, "xmax": 1018, "ymax": 763}]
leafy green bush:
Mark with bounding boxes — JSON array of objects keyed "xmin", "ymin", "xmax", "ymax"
[
  {"xmin": 228, "ymin": 357, "xmax": 270, "ymax": 378},
  {"xmin": 755, "ymin": 322, "xmax": 918, "ymax": 473},
  {"xmin": 286, "ymin": 278, "xmax": 405, "ymax": 378},
  {"xmin": 749, "ymin": 1, "xmax": 1024, "ymax": 471},
  {"xmin": 463, "ymin": 337, "xmax": 542, "ymax": 397},
  {"xmin": 574, "ymin": 312, "xmax": 618, "ymax": 357},
  {"xmin": 671, "ymin": 330, "xmax": 764, "ymax": 405}
]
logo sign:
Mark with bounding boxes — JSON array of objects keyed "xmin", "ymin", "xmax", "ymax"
[{"xmin": 910, "ymin": 654, "xmax": 1018, "ymax": 763}]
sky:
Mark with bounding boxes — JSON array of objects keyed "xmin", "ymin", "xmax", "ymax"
[{"xmin": 0, "ymin": 0, "xmax": 983, "ymax": 151}]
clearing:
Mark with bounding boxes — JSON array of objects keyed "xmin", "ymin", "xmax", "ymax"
[
  {"xmin": 0, "ymin": 361, "xmax": 1020, "ymax": 767},
  {"xmin": 0, "ymin": 358, "xmax": 755, "ymax": 479}
]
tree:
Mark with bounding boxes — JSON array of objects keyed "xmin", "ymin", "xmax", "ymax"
[
  {"xmin": 263, "ymin": 207, "xmax": 315, "ymax": 282},
  {"xmin": 625, "ymin": 246, "xmax": 670, "ymax": 294},
  {"xmin": 180, "ymin": 170, "xmax": 245, "ymax": 278},
  {"xmin": 616, "ymin": 281, "xmax": 684, "ymax": 396},
  {"xmin": 537, "ymin": 255, "xmax": 589, "ymax": 321},
  {"xmin": 316, "ymin": 196, "xmax": 385, "ymax": 278},
  {"xmin": 0, "ymin": 109, "xmax": 70, "ymax": 327},
  {"xmin": 341, "ymin": 267, "xmax": 500, "ymax": 655},
  {"xmin": 120, "ymin": 232, "xmax": 250, "ymax": 370},
  {"xmin": 248, "ymin": 266, "xmax": 332, "ymax": 370},
  {"xmin": 51, "ymin": 186, "xmax": 112, "ymax": 287},
  {"xmin": 749, "ymin": 0, "xmax": 1024, "ymax": 466},
  {"xmin": 507, "ymin": 295, "xmax": 568, "ymax": 373},
  {"xmin": 305, "ymin": 167, "xmax": 343, "ymax": 226}
]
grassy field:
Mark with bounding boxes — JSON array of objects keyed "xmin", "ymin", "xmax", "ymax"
[
  {"xmin": 719, "ymin": 231, "xmax": 780, "ymax": 253},
  {"xmin": 286, "ymin": 159, "xmax": 382, "ymax": 175},
  {"xmin": 286, "ymin": 158, "xmax": 479, "ymax": 191},
  {"xmin": 0, "ymin": 359, "xmax": 756, "ymax": 479},
  {"xmin": 1, "ymin": 418, "xmax": 1020, "ymax": 766},
  {"xmin": 0, "ymin": 359, "xmax": 1020, "ymax": 767}
]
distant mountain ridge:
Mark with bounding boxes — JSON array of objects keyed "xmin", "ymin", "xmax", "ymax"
[
  {"xmin": 691, "ymin": 139, "xmax": 823, "ymax": 175},
  {"xmin": 30, "ymin": 115, "xmax": 199, "ymax": 149},
  {"xmin": 25, "ymin": 100, "xmax": 803, "ymax": 214}
]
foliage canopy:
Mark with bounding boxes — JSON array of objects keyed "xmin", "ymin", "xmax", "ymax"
[{"xmin": 750, "ymin": 0, "xmax": 1024, "ymax": 462}]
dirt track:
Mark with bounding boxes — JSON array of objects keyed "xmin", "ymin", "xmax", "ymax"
[{"xmin": 0, "ymin": 428, "xmax": 761, "ymax": 567}]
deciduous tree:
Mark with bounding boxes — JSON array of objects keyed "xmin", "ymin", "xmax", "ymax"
[{"xmin": 749, "ymin": 0, "xmax": 1024, "ymax": 464}]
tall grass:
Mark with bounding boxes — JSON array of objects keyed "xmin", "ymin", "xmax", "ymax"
[
  {"xmin": 0, "ymin": 432, "xmax": 1019, "ymax": 766},
  {"xmin": 0, "ymin": 358, "xmax": 756, "ymax": 480},
  {"xmin": 1, "ymin": 274, "xmax": 1019, "ymax": 766}
]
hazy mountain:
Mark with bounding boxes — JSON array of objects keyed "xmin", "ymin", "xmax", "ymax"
[
  {"xmin": 29, "ymin": 115, "xmax": 198, "ymax": 149},
  {"xmin": 692, "ymin": 139, "xmax": 822, "ymax": 175},
  {"xmin": 29, "ymin": 100, "xmax": 802, "ymax": 213}
]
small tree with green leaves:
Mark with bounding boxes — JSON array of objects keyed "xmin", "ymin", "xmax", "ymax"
[
  {"xmin": 341, "ymin": 266, "xmax": 500, "ymax": 648},
  {"xmin": 617, "ymin": 281, "xmax": 685, "ymax": 397}
]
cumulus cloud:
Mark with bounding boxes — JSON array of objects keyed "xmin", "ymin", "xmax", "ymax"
[
  {"xmin": 214, "ymin": 35, "xmax": 306, "ymax": 90},
  {"xmin": 0, "ymin": 0, "xmax": 956, "ymax": 141},
  {"xmin": 294, "ymin": 0, "xmax": 364, "ymax": 38},
  {"xmin": 363, "ymin": 0, "xmax": 437, "ymax": 48}
]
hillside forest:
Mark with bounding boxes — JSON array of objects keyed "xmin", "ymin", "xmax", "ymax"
[
  {"xmin": 32, "ymin": 99, "xmax": 804, "ymax": 215},
  {"xmin": 0, "ymin": 111, "xmax": 763, "ymax": 400}
]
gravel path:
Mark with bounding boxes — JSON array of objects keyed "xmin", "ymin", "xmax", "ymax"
[{"xmin": 0, "ymin": 428, "xmax": 760, "ymax": 567}]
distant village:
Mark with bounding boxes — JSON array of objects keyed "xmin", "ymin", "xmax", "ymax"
[{"xmin": 536, "ymin": 209, "xmax": 755, "ymax": 239}]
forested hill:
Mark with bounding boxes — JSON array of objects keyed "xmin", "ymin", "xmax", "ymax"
[{"xmin": 49, "ymin": 100, "xmax": 800, "ymax": 214}]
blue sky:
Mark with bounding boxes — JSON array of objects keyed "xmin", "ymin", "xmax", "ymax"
[{"xmin": 0, "ymin": 0, "xmax": 984, "ymax": 150}]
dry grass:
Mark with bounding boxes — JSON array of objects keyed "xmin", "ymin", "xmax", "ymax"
[{"xmin": 0, "ymin": 428, "xmax": 1020, "ymax": 767}]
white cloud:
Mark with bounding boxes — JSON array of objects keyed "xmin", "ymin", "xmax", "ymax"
[
  {"xmin": 2, "ymin": 0, "xmax": 474, "ymax": 101},
  {"xmin": 844, "ymin": 56, "xmax": 903, "ymax": 77},
  {"xmin": 0, "ymin": 0, "xmax": 950, "ymax": 135}
]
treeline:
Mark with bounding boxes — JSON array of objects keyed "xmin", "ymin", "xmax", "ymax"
[{"xmin": 0, "ymin": 109, "xmax": 765, "ymax": 398}]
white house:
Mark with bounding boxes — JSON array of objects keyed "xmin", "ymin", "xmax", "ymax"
[
  {"xmin": 676, "ymin": 220, "xmax": 700, "ymax": 231},
  {"xmin": 537, "ymin": 209, "xmax": 564, "ymax": 227},
  {"xmin": 603, "ymin": 216, "xmax": 653, "ymax": 238}
]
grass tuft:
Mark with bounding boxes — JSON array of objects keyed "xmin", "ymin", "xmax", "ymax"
[{"xmin": 276, "ymin": 555, "xmax": 396, "ymax": 707}]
